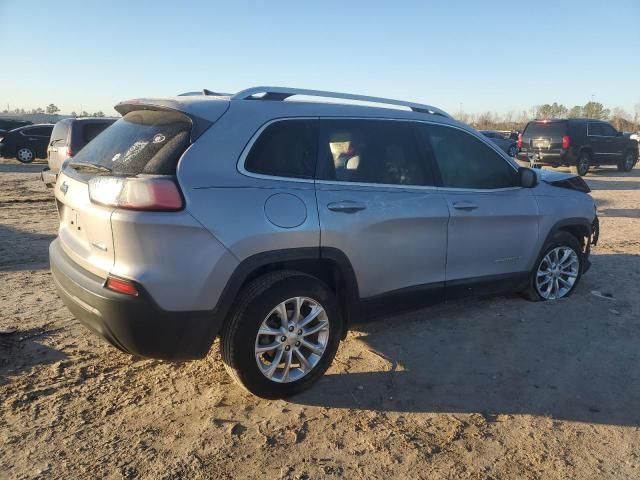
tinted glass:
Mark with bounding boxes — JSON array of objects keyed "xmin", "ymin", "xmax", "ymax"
[
  {"xmin": 523, "ymin": 121, "xmax": 567, "ymax": 137},
  {"xmin": 601, "ymin": 123, "xmax": 617, "ymax": 137},
  {"xmin": 588, "ymin": 122, "xmax": 604, "ymax": 136},
  {"xmin": 245, "ymin": 120, "xmax": 316, "ymax": 179},
  {"xmin": 319, "ymin": 119, "xmax": 434, "ymax": 186},
  {"xmin": 28, "ymin": 126, "xmax": 53, "ymax": 136},
  {"xmin": 81, "ymin": 122, "xmax": 111, "ymax": 145},
  {"xmin": 68, "ymin": 110, "xmax": 191, "ymax": 175},
  {"xmin": 51, "ymin": 122, "xmax": 70, "ymax": 145},
  {"xmin": 420, "ymin": 124, "xmax": 518, "ymax": 189}
]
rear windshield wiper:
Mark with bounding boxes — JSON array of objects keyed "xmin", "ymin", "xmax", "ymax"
[{"xmin": 67, "ymin": 161, "xmax": 112, "ymax": 173}]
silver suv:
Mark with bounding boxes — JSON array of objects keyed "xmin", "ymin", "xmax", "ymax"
[{"xmin": 49, "ymin": 87, "xmax": 599, "ymax": 398}]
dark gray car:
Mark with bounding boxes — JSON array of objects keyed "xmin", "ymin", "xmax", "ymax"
[{"xmin": 480, "ymin": 130, "xmax": 518, "ymax": 157}]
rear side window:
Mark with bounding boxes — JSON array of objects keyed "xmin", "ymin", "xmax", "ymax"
[
  {"xmin": 318, "ymin": 119, "xmax": 435, "ymax": 186},
  {"xmin": 419, "ymin": 124, "xmax": 517, "ymax": 189},
  {"xmin": 601, "ymin": 123, "xmax": 617, "ymax": 137},
  {"xmin": 245, "ymin": 120, "xmax": 316, "ymax": 179},
  {"xmin": 50, "ymin": 122, "xmax": 70, "ymax": 145},
  {"xmin": 524, "ymin": 121, "xmax": 567, "ymax": 138},
  {"xmin": 27, "ymin": 126, "xmax": 53, "ymax": 136},
  {"xmin": 68, "ymin": 110, "xmax": 191, "ymax": 175}
]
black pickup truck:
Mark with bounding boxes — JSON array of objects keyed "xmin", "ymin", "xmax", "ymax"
[{"xmin": 517, "ymin": 119, "xmax": 639, "ymax": 176}]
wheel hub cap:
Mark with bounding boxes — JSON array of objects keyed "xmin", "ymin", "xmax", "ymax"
[
  {"xmin": 254, "ymin": 296, "xmax": 329, "ymax": 383},
  {"xmin": 535, "ymin": 246, "xmax": 579, "ymax": 300}
]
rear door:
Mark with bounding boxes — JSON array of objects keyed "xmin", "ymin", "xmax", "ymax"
[
  {"xmin": 23, "ymin": 126, "xmax": 53, "ymax": 156},
  {"xmin": 316, "ymin": 118, "xmax": 449, "ymax": 299},
  {"xmin": 418, "ymin": 123, "xmax": 539, "ymax": 286},
  {"xmin": 520, "ymin": 121, "xmax": 567, "ymax": 161}
]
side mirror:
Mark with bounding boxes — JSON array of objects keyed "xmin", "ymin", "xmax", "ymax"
[
  {"xmin": 519, "ymin": 167, "xmax": 538, "ymax": 188},
  {"xmin": 617, "ymin": 131, "xmax": 624, "ymax": 137}
]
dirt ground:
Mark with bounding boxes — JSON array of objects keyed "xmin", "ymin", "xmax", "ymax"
[{"xmin": 1, "ymin": 157, "xmax": 639, "ymax": 479}]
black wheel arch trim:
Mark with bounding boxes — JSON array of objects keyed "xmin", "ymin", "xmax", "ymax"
[{"xmin": 211, "ymin": 247, "xmax": 361, "ymax": 341}]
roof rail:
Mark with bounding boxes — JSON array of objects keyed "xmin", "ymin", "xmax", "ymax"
[{"xmin": 231, "ymin": 86, "xmax": 451, "ymax": 118}]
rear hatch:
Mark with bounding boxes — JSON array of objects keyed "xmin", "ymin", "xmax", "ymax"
[
  {"xmin": 520, "ymin": 120, "xmax": 567, "ymax": 156},
  {"xmin": 54, "ymin": 109, "xmax": 197, "ymax": 278}
]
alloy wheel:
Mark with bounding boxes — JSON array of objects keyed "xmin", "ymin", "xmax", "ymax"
[
  {"xmin": 535, "ymin": 246, "xmax": 579, "ymax": 299},
  {"xmin": 254, "ymin": 296, "xmax": 329, "ymax": 383}
]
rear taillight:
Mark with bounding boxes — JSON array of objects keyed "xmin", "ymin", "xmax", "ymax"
[
  {"xmin": 517, "ymin": 133, "xmax": 523, "ymax": 149},
  {"xmin": 88, "ymin": 176, "xmax": 183, "ymax": 211},
  {"xmin": 65, "ymin": 146, "xmax": 74, "ymax": 158},
  {"xmin": 105, "ymin": 276, "xmax": 139, "ymax": 296},
  {"xmin": 562, "ymin": 135, "xmax": 571, "ymax": 150}
]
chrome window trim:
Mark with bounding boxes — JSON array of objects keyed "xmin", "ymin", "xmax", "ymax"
[
  {"xmin": 237, "ymin": 117, "xmax": 317, "ymax": 184},
  {"xmin": 237, "ymin": 116, "xmax": 520, "ymax": 191}
]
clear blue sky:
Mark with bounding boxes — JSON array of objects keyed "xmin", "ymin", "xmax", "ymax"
[{"xmin": 1, "ymin": 0, "xmax": 638, "ymax": 116}]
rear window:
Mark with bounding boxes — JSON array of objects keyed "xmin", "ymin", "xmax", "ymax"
[
  {"xmin": 51, "ymin": 122, "xmax": 70, "ymax": 146},
  {"xmin": 68, "ymin": 110, "xmax": 191, "ymax": 175},
  {"xmin": 523, "ymin": 121, "xmax": 567, "ymax": 138},
  {"xmin": 81, "ymin": 122, "xmax": 112, "ymax": 145}
]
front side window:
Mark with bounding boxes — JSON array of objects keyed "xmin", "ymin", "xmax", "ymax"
[
  {"xmin": 419, "ymin": 124, "xmax": 518, "ymax": 189},
  {"xmin": 588, "ymin": 122, "xmax": 604, "ymax": 136},
  {"xmin": 244, "ymin": 120, "xmax": 316, "ymax": 179},
  {"xmin": 601, "ymin": 123, "xmax": 617, "ymax": 137},
  {"xmin": 318, "ymin": 119, "xmax": 434, "ymax": 186}
]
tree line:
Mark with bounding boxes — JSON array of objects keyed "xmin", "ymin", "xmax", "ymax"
[
  {"xmin": 456, "ymin": 101, "xmax": 640, "ymax": 132},
  {"xmin": 2, "ymin": 104, "xmax": 105, "ymax": 117}
]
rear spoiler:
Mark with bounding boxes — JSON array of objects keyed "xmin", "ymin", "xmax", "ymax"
[{"xmin": 114, "ymin": 99, "xmax": 229, "ymax": 142}]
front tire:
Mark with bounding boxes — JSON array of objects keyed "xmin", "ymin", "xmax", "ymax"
[
  {"xmin": 523, "ymin": 231, "xmax": 583, "ymax": 301},
  {"xmin": 617, "ymin": 151, "xmax": 636, "ymax": 172},
  {"xmin": 16, "ymin": 147, "xmax": 35, "ymax": 163},
  {"xmin": 507, "ymin": 144, "xmax": 517, "ymax": 157},
  {"xmin": 221, "ymin": 271, "xmax": 343, "ymax": 398},
  {"xmin": 570, "ymin": 152, "xmax": 591, "ymax": 176}
]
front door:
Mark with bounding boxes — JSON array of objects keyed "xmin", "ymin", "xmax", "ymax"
[
  {"xmin": 316, "ymin": 118, "xmax": 449, "ymax": 299},
  {"xmin": 417, "ymin": 123, "xmax": 539, "ymax": 285}
]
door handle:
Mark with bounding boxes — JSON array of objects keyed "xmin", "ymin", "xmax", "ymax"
[
  {"xmin": 452, "ymin": 201, "xmax": 478, "ymax": 211},
  {"xmin": 327, "ymin": 201, "xmax": 367, "ymax": 213}
]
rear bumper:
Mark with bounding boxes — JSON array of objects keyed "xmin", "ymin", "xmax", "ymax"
[
  {"xmin": 517, "ymin": 150, "xmax": 574, "ymax": 166},
  {"xmin": 41, "ymin": 168, "xmax": 57, "ymax": 188},
  {"xmin": 50, "ymin": 239, "xmax": 220, "ymax": 360}
]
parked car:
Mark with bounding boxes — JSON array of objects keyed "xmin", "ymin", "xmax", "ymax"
[
  {"xmin": 50, "ymin": 86, "xmax": 598, "ymax": 398},
  {"xmin": 0, "ymin": 124, "xmax": 54, "ymax": 162},
  {"xmin": 517, "ymin": 119, "xmax": 639, "ymax": 176},
  {"xmin": 480, "ymin": 130, "xmax": 518, "ymax": 157},
  {"xmin": 0, "ymin": 119, "xmax": 32, "ymax": 131},
  {"xmin": 42, "ymin": 118, "xmax": 117, "ymax": 186}
]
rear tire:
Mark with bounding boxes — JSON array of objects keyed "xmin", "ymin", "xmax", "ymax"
[
  {"xmin": 617, "ymin": 151, "xmax": 636, "ymax": 172},
  {"xmin": 16, "ymin": 147, "xmax": 35, "ymax": 163},
  {"xmin": 522, "ymin": 231, "xmax": 583, "ymax": 302},
  {"xmin": 220, "ymin": 271, "xmax": 343, "ymax": 398},
  {"xmin": 507, "ymin": 144, "xmax": 517, "ymax": 157},
  {"xmin": 570, "ymin": 152, "xmax": 591, "ymax": 176}
]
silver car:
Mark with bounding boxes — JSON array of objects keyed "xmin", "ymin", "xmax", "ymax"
[{"xmin": 49, "ymin": 86, "xmax": 598, "ymax": 398}]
